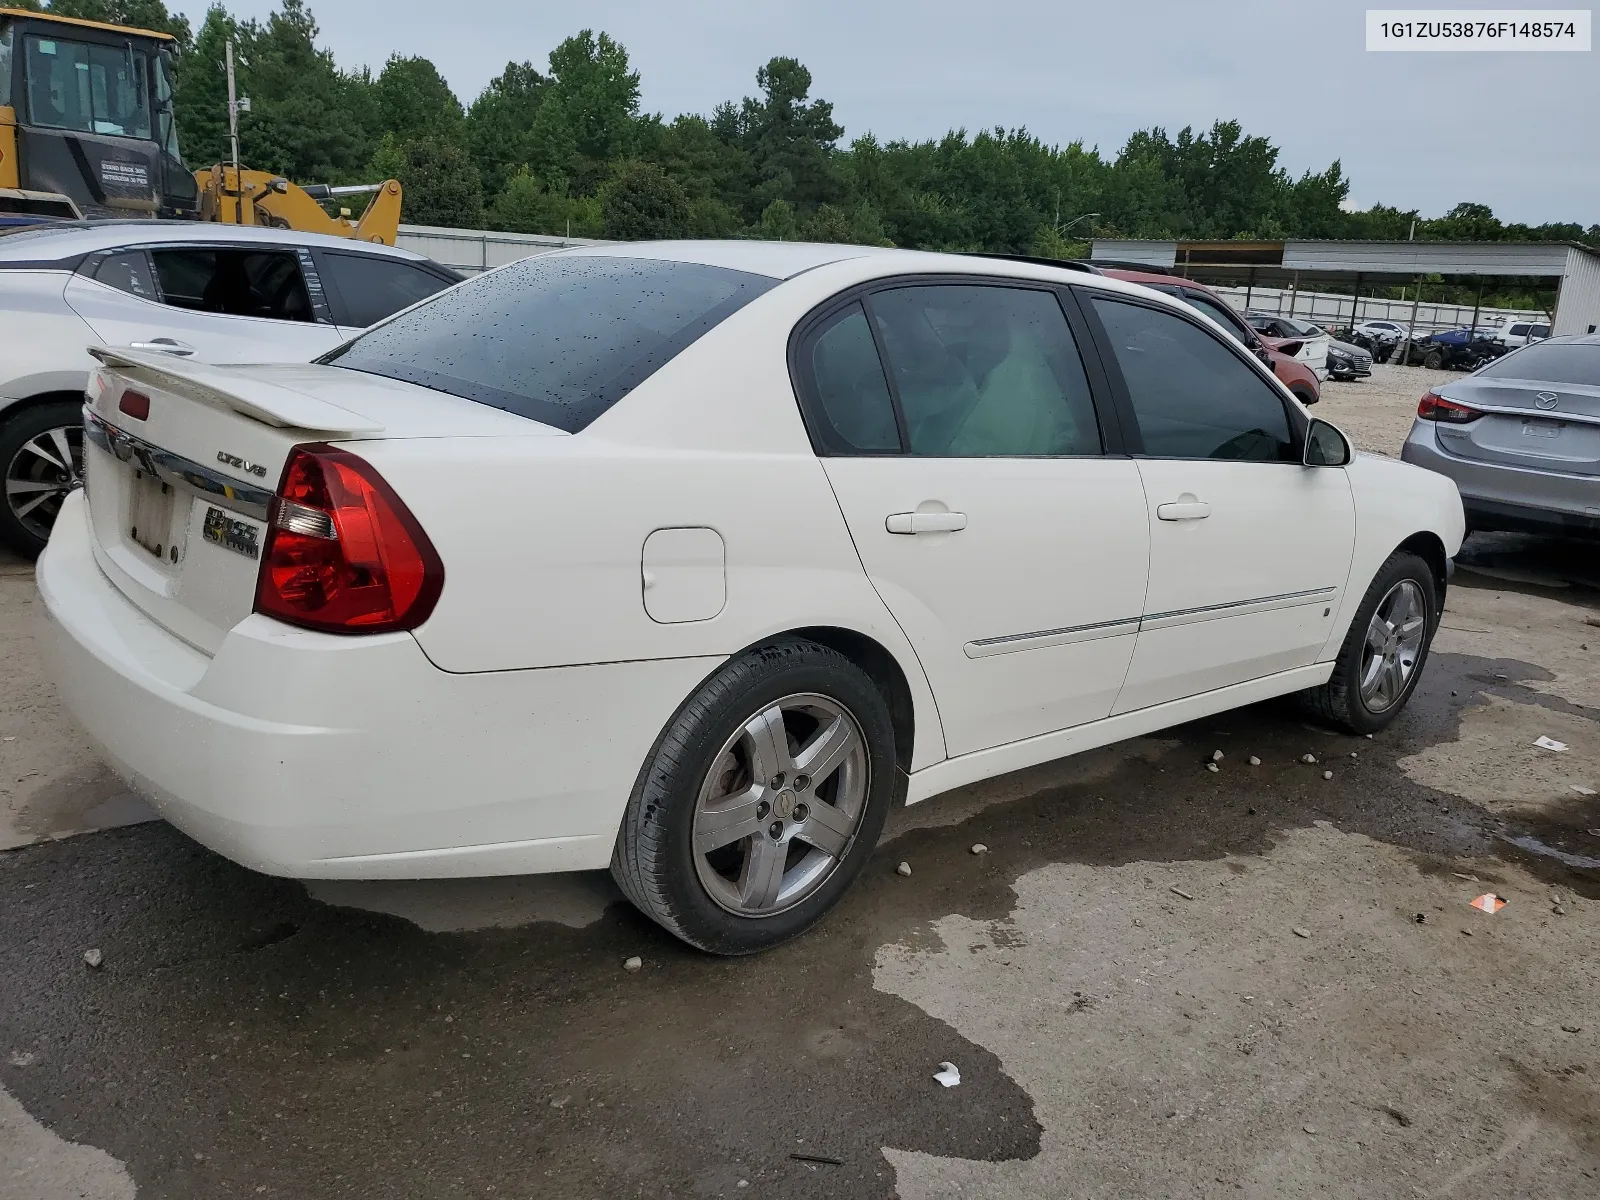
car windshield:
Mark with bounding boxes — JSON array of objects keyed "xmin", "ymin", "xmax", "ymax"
[
  {"xmin": 24, "ymin": 35, "xmax": 151, "ymax": 139},
  {"xmin": 321, "ymin": 254, "xmax": 777, "ymax": 433},
  {"xmin": 1476, "ymin": 342, "xmax": 1600, "ymax": 387}
]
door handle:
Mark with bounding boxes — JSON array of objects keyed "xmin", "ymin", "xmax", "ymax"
[
  {"xmin": 128, "ymin": 338, "xmax": 196, "ymax": 356},
  {"xmin": 1156, "ymin": 499, "xmax": 1211, "ymax": 521},
  {"xmin": 886, "ymin": 511, "xmax": 968, "ymax": 535}
]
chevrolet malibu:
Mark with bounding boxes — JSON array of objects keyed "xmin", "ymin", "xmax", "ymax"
[{"xmin": 39, "ymin": 242, "xmax": 1465, "ymax": 954}]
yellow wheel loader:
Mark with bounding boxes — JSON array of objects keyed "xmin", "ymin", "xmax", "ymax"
[{"xmin": 0, "ymin": 7, "xmax": 401, "ymax": 242}]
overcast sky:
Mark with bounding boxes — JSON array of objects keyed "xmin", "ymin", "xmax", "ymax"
[{"xmin": 170, "ymin": 0, "xmax": 1599, "ymax": 226}]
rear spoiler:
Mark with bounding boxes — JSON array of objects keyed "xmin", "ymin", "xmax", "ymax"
[{"xmin": 89, "ymin": 346, "xmax": 385, "ymax": 435}]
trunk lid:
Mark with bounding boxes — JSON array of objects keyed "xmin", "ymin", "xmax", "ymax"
[
  {"xmin": 1437, "ymin": 378, "xmax": 1600, "ymax": 476},
  {"xmin": 81, "ymin": 349, "xmax": 557, "ymax": 653}
]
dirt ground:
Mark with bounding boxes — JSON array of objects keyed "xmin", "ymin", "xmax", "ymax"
[{"xmin": 3, "ymin": 363, "xmax": 1598, "ymax": 1199}]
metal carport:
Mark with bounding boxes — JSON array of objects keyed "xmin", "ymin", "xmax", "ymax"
[{"xmin": 1090, "ymin": 239, "xmax": 1600, "ymax": 337}]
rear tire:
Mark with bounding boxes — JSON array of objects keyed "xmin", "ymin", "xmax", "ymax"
[
  {"xmin": 0, "ymin": 401, "xmax": 84, "ymax": 558},
  {"xmin": 1422, "ymin": 349, "xmax": 1444, "ymax": 370},
  {"xmin": 1300, "ymin": 550, "xmax": 1437, "ymax": 734},
  {"xmin": 611, "ymin": 638, "xmax": 897, "ymax": 955}
]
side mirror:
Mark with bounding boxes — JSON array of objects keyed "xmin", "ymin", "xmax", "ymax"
[{"xmin": 1303, "ymin": 418, "xmax": 1351, "ymax": 468}]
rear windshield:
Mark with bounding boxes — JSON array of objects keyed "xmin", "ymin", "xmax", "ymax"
[
  {"xmin": 320, "ymin": 255, "xmax": 776, "ymax": 432},
  {"xmin": 1477, "ymin": 342, "xmax": 1600, "ymax": 387}
]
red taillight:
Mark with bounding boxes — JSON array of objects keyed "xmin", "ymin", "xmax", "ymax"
[
  {"xmin": 254, "ymin": 445, "xmax": 444, "ymax": 634},
  {"xmin": 118, "ymin": 389, "xmax": 151, "ymax": 421},
  {"xmin": 1417, "ymin": 391, "xmax": 1480, "ymax": 424}
]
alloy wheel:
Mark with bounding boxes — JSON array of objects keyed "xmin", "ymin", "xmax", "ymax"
[
  {"xmin": 1359, "ymin": 579, "xmax": 1427, "ymax": 713},
  {"xmin": 5, "ymin": 424, "xmax": 84, "ymax": 545},
  {"xmin": 691, "ymin": 692, "xmax": 870, "ymax": 917}
]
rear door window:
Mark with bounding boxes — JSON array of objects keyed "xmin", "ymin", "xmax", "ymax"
[
  {"xmin": 317, "ymin": 251, "xmax": 454, "ymax": 327},
  {"xmin": 321, "ymin": 255, "xmax": 776, "ymax": 433},
  {"xmin": 799, "ymin": 303, "xmax": 902, "ymax": 453},
  {"xmin": 150, "ymin": 248, "xmax": 314, "ymax": 321},
  {"xmin": 867, "ymin": 284, "xmax": 1102, "ymax": 457},
  {"xmin": 93, "ymin": 249, "xmax": 158, "ymax": 300}
]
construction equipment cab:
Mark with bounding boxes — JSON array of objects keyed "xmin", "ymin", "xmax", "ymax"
[{"xmin": 0, "ymin": 7, "xmax": 197, "ymax": 221}]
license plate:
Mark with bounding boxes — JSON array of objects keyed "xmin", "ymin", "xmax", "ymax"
[
  {"xmin": 1521, "ymin": 420, "xmax": 1562, "ymax": 440},
  {"xmin": 202, "ymin": 506, "xmax": 261, "ymax": 559},
  {"xmin": 127, "ymin": 470, "xmax": 177, "ymax": 560}
]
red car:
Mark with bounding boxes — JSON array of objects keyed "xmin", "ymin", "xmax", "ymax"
[{"xmin": 1100, "ymin": 267, "xmax": 1322, "ymax": 406}]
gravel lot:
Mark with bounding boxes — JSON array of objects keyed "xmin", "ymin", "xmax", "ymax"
[
  {"xmin": 2, "ymin": 369, "xmax": 1597, "ymax": 1199},
  {"xmin": 1314, "ymin": 362, "xmax": 1467, "ymax": 458}
]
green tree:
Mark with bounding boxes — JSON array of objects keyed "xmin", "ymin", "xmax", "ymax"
[
  {"xmin": 172, "ymin": 4, "xmax": 236, "ymax": 168},
  {"xmin": 525, "ymin": 30, "xmax": 639, "ymax": 184},
  {"xmin": 735, "ymin": 57, "xmax": 843, "ymax": 216},
  {"xmin": 369, "ymin": 133, "xmax": 482, "ymax": 227},
  {"xmin": 686, "ymin": 195, "xmax": 741, "ymax": 237},
  {"xmin": 373, "ymin": 54, "xmax": 463, "ymax": 142},
  {"xmin": 485, "ymin": 167, "xmax": 601, "ymax": 237},
  {"xmin": 600, "ymin": 160, "xmax": 690, "ymax": 239},
  {"xmin": 1423, "ymin": 201, "xmax": 1504, "ymax": 241},
  {"xmin": 759, "ymin": 197, "xmax": 798, "ymax": 240},
  {"xmin": 804, "ymin": 203, "xmax": 852, "ymax": 242},
  {"xmin": 465, "ymin": 61, "xmax": 547, "ymax": 199},
  {"xmin": 635, "ymin": 113, "xmax": 753, "ymax": 216},
  {"xmin": 232, "ymin": 0, "xmax": 376, "ymax": 184}
]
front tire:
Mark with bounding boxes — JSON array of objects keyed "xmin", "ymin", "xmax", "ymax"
[
  {"xmin": 1301, "ymin": 550, "xmax": 1437, "ymax": 734},
  {"xmin": 612, "ymin": 638, "xmax": 897, "ymax": 954}
]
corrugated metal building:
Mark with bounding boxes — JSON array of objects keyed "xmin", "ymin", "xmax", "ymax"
[{"xmin": 1091, "ymin": 239, "xmax": 1600, "ymax": 336}]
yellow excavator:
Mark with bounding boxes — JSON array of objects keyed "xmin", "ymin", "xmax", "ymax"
[{"xmin": 0, "ymin": 7, "xmax": 402, "ymax": 242}]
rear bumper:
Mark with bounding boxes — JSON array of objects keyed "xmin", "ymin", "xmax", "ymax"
[
  {"xmin": 37, "ymin": 491, "xmax": 720, "ymax": 878},
  {"xmin": 1400, "ymin": 422, "xmax": 1600, "ymax": 536}
]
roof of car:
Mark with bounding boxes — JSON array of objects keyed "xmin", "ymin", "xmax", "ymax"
[
  {"xmin": 0, "ymin": 220, "xmax": 434, "ymax": 265},
  {"xmin": 544, "ymin": 240, "xmax": 1115, "ymax": 283}
]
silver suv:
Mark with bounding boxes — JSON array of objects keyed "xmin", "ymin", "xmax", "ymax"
[{"xmin": 1, "ymin": 221, "xmax": 460, "ymax": 555}]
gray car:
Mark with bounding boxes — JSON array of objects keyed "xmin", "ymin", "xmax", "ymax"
[
  {"xmin": 1400, "ymin": 335, "xmax": 1600, "ymax": 537},
  {"xmin": 1, "ymin": 221, "xmax": 461, "ymax": 555}
]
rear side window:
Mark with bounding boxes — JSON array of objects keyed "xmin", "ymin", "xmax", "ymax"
[
  {"xmin": 319, "ymin": 251, "xmax": 453, "ymax": 327},
  {"xmin": 804, "ymin": 303, "xmax": 900, "ymax": 453},
  {"xmin": 322, "ymin": 255, "xmax": 776, "ymax": 433},
  {"xmin": 150, "ymin": 248, "xmax": 313, "ymax": 321},
  {"xmin": 1092, "ymin": 296, "xmax": 1294, "ymax": 462},
  {"xmin": 869, "ymin": 284, "xmax": 1102, "ymax": 457},
  {"xmin": 94, "ymin": 250, "xmax": 157, "ymax": 300},
  {"xmin": 1477, "ymin": 342, "xmax": 1600, "ymax": 386}
]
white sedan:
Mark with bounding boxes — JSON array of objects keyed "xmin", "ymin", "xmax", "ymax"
[{"xmin": 38, "ymin": 242, "xmax": 1465, "ymax": 954}]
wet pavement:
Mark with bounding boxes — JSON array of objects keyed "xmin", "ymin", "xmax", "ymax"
[{"xmin": 3, "ymin": 531, "xmax": 1599, "ymax": 1197}]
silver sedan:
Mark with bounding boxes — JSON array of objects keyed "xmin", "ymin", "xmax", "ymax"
[{"xmin": 1400, "ymin": 335, "xmax": 1600, "ymax": 537}]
